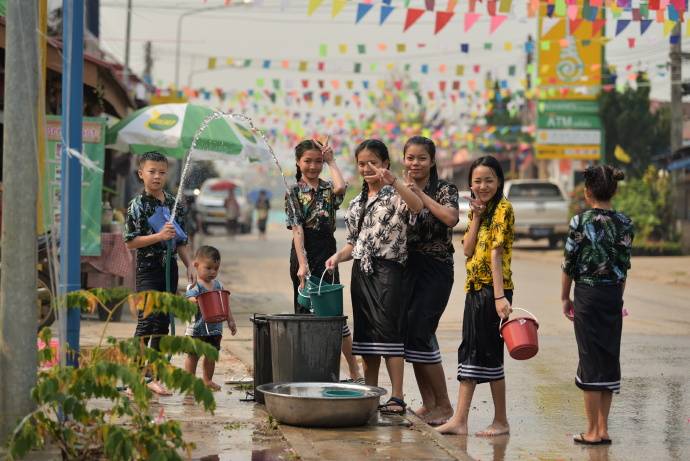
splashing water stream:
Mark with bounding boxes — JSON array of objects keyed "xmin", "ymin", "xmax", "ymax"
[{"xmin": 170, "ymin": 111, "xmax": 299, "ymax": 242}]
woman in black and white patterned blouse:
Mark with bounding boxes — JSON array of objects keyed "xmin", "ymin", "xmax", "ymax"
[{"xmin": 326, "ymin": 139, "xmax": 423, "ymax": 415}]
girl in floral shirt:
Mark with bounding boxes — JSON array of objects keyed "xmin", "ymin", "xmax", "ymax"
[
  {"xmin": 438, "ymin": 155, "xmax": 514, "ymax": 437},
  {"xmin": 285, "ymin": 138, "xmax": 362, "ymax": 382},
  {"xmin": 402, "ymin": 136, "xmax": 459, "ymax": 426},
  {"xmin": 561, "ymin": 165, "xmax": 633, "ymax": 445},
  {"xmin": 326, "ymin": 139, "xmax": 423, "ymax": 415}
]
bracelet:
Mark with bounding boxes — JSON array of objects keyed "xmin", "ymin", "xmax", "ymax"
[{"xmin": 494, "ymin": 296, "xmax": 506, "ymax": 301}]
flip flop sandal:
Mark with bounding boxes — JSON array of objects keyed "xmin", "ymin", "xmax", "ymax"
[
  {"xmin": 573, "ymin": 433, "xmax": 605, "ymax": 445},
  {"xmin": 378, "ymin": 397, "xmax": 407, "ymax": 415}
]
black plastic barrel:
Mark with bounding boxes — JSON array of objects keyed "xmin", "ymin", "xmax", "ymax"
[
  {"xmin": 267, "ymin": 314, "xmax": 345, "ymax": 383},
  {"xmin": 251, "ymin": 314, "xmax": 272, "ymax": 404}
]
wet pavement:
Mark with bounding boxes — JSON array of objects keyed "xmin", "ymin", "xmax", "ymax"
[{"xmin": 73, "ymin": 225, "xmax": 690, "ymax": 460}]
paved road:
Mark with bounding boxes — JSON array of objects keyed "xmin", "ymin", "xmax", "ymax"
[{"xmin": 197, "ymin": 225, "xmax": 690, "ymax": 461}]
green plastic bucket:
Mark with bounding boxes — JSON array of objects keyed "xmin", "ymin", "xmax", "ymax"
[{"xmin": 310, "ymin": 269, "xmax": 343, "ymax": 317}]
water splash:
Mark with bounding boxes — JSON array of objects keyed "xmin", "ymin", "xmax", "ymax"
[{"xmin": 170, "ymin": 111, "xmax": 298, "ymax": 226}]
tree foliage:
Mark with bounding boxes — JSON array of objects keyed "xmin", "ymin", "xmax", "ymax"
[
  {"xmin": 613, "ymin": 166, "xmax": 675, "ymax": 241},
  {"xmin": 599, "ymin": 70, "xmax": 670, "ymax": 178},
  {"xmin": 8, "ymin": 289, "xmax": 219, "ymax": 461}
]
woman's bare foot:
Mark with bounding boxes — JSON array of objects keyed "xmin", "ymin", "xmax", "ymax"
[
  {"xmin": 205, "ymin": 380, "xmax": 221, "ymax": 391},
  {"xmin": 476, "ymin": 422, "xmax": 510, "ymax": 437},
  {"xmin": 147, "ymin": 380, "xmax": 173, "ymax": 396},
  {"xmin": 413, "ymin": 405, "xmax": 431, "ymax": 418},
  {"xmin": 424, "ymin": 407, "xmax": 454, "ymax": 426},
  {"xmin": 436, "ymin": 419, "xmax": 468, "ymax": 435}
]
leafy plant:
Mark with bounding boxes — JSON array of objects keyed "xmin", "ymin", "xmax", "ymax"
[
  {"xmin": 613, "ymin": 166, "xmax": 675, "ymax": 241},
  {"xmin": 8, "ymin": 289, "xmax": 219, "ymax": 461}
]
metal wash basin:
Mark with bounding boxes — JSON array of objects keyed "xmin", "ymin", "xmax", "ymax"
[{"xmin": 257, "ymin": 382, "xmax": 387, "ymax": 428}]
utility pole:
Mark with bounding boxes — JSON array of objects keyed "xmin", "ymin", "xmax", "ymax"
[
  {"xmin": 61, "ymin": 0, "xmax": 84, "ymax": 367},
  {"xmin": 0, "ymin": 0, "xmax": 39, "ymax": 443},
  {"xmin": 143, "ymin": 40, "xmax": 153, "ymax": 84},
  {"xmin": 670, "ymin": 22, "xmax": 683, "ymax": 155},
  {"xmin": 123, "ymin": 0, "xmax": 133, "ymax": 92}
]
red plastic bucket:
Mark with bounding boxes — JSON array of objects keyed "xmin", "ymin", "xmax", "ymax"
[
  {"xmin": 197, "ymin": 289, "xmax": 231, "ymax": 323},
  {"xmin": 500, "ymin": 308, "xmax": 539, "ymax": 360}
]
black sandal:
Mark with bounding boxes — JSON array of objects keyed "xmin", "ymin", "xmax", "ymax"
[{"xmin": 378, "ymin": 397, "xmax": 407, "ymax": 415}]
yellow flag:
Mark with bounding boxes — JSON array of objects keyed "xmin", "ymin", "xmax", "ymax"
[
  {"xmin": 207, "ymin": 57, "xmax": 217, "ymax": 70},
  {"xmin": 614, "ymin": 145, "xmax": 631, "ymax": 164},
  {"xmin": 332, "ymin": 0, "xmax": 346, "ymax": 18},
  {"xmin": 307, "ymin": 0, "xmax": 323, "ymax": 15},
  {"xmin": 663, "ymin": 20, "xmax": 676, "ymax": 37}
]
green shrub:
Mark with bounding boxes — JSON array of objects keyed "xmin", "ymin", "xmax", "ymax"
[{"xmin": 8, "ymin": 289, "xmax": 218, "ymax": 461}]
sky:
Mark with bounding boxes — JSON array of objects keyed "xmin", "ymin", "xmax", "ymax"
[{"xmin": 90, "ymin": 0, "xmax": 689, "ymax": 104}]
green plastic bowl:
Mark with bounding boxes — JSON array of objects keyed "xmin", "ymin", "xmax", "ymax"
[{"xmin": 322, "ymin": 389, "xmax": 365, "ymax": 398}]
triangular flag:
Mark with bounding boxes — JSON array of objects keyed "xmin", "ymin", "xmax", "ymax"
[
  {"xmin": 490, "ymin": 15, "xmax": 507, "ymax": 34},
  {"xmin": 435, "ymin": 11, "xmax": 454, "ymax": 34},
  {"xmin": 356, "ymin": 3, "xmax": 374, "ymax": 23},
  {"xmin": 307, "ymin": 0, "xmax": 324, "ymax": 15},
  {"xmin": 404, "ymin": 8, "xmax": 425, "ymax": 31},
  {"xmin": 541, "ymin": 17, "xmax": 562, "ymax": 38},
  {"xmin": 640, "ymin": 19, "xmax": 653, "ymax": 34},
  {"xmin": 663, "ymin": 20, "xmax": 677, "ymax": 36},
  {"xmin": 615, "ymin": 19, "xmax": 630, "ymax": 36},
  {"xmin": 380, "ymin": 5, "xmax": 395, "ymax": 24},
  {"xmin": 447, "ymin": 0, "xmax": 458, "ymax": 12},
  {"xmin": 614, "ymin": 145, "xmax": 631, "ymax": 163},
  {"xmin": 425, "ymin": 0, "xmax": 435, "ymax": 11},
  {"xmin": 627, "ymin": 37, "xmax": 636, "ymax": 48},
  {"xmin": 464, "ymin": 12, "xmax": 481, "ymax": 32},
  {"xmin": 592, "ymin": 18, "xmax": 606, "ymax": 36},
  {"xmin": 332, "ymin": 0, "xmax": 346, "ymax": 18},
  {"xmin": 569, "ymin": 19, "xmax": 582, "ymax": 33}
]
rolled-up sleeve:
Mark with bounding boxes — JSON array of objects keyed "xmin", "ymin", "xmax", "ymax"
[
  {"xmin": 562, "ymin": 214, "xmax": 581, "ymax": 277},
  {"xmin": 345, "ymin": 200, "xmax": 359, "ymax": 246}
]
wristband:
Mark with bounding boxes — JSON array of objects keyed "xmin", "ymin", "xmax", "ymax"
[{"xmin": 494, "ymin": 296, "xmax": 506, "ymax": 301}]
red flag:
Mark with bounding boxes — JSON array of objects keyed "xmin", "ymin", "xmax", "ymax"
[
  {"xmin": 649, "ymin": 0, "xmax": 659, "ymax": 9},
  {"xmin": 435, "ymin": 11, "xmax": 455, "ymax": 34},
  {"xmin": 404, "ymin": 8, "xmax": 425, "ymax": 31},
  {"xmin": 592, "ymin": 18, "xmax": 605, "ymax": 37},
  {"xmin": 487, "ymin": 0, "xmax": 497, "ymax": 16},
  {"xmin": 569, "ymin": 19, "xmax": 582, "ymax": 34}
]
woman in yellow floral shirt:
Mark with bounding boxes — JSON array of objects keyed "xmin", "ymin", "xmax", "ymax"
[{"xmin": 438, "ymin": 155, "xmax": 514, "ymax": 437}]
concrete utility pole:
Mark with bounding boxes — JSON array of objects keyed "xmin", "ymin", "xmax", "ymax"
[
  {"xmin": 123, "ymin": 0, "xmax": 133, "ymax": 92},
  {"xmin": 670, "ymin": 22, "xmax": 683, "ymax": 155},
  {"xmin": 0, "ymin": 0, "xmax": 39, "ymax": 444}
]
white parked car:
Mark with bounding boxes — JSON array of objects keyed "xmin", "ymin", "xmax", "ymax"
[
  {"xmin": 454, "ymin": 190, "xmax": 472, "ymax": 233},
  {"xmin": 195, "ymin": 178, "xmax": 253, "ymax": 234},
  {"xmin": 504, "ymin": 179, "xmax": 569, "ymax": 248}
]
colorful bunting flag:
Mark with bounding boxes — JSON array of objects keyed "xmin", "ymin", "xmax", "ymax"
[
  {"xmin": 460, "ymin": 43, "xmax": 469, "ymax": 53},
  {"xmin": 640, "ymin": 19, "xmax": 653, "ymax": 34},
  {"xmin": 464, "ymin": 12, "xmax": 480, "ymax": 32},
  {"xmin": 332, "ymin": 0, "xmax": 347, "ymax": 18},
  {"xmin": 404, "ymin": 8, "xmax": 425, "ymax": 31},
  {"xmin": 435, "ymin": 11, "xmax": 454, "ymax": 34},
  {"xmin": 490, "ymin": 15, "xmax": 507, "ymax": 34},
  {"xmin": 307, "ymin": 0, "xmax": 324, "ymax": 16},
  {"xmin": 208, "ymin": 57, "xmax": 217, "ymax": 69},
  {"xmin": 425, "ymin": 0, "xmax": 435, "ymax": 11},
  {"xmin": 380, "ymin": 5, "xmax": 395, "ymax": 24},
  {"xmin": 356, "ymin": 3, "xmax": 374, "ymax": 23},
  {"xmin": 319, "ymin": 44, "xmax": 328, "ymax": 57}
]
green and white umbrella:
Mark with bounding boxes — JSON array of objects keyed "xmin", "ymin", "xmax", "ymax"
[{"xmin": 106, "ymin": 103, "xmax": 270, "ymax": 162}]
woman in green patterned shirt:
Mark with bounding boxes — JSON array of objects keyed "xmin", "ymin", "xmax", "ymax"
[{"xmin": 561, "ymin": 165, "xmax": 633, "ymax": 445}]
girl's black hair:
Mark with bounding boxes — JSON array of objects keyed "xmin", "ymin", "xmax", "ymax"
[
  {"xmin": 583, "ymin": 164, "xmax": 625, "ymax": 202},
  {"xmin": 403, "ymin": 136, "xmax": 438, "ymax": 197},
  {"xmin": 467, "ymin": 155, "xmax": 505, "ymax": 223},
  {"xmin": 294, "ymin": 140, "xmax": 321, "ymax": 182},
  {"xmin": 354, "ymin": 139, "xmax": 390, "ymax": 233}
]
